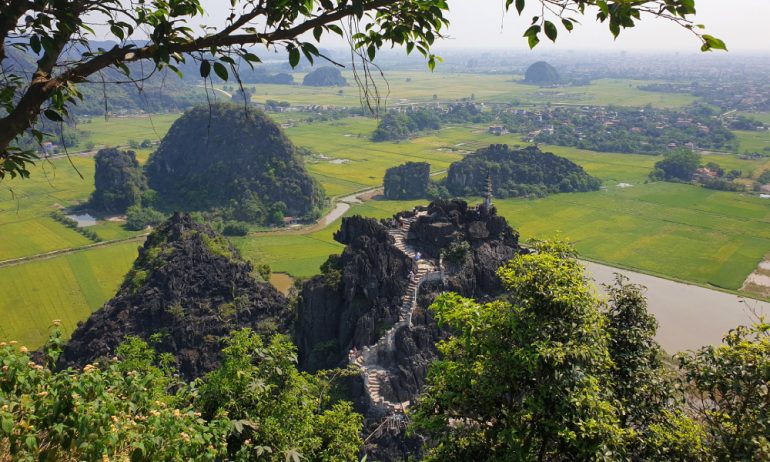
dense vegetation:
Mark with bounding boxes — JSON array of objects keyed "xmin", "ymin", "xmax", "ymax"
[
  {"xmin": 650, "ymin": 149, "xmax": 702, "ymax": 181},
  {"xmin": 371, "ymin": 110, "xmax": 441, "ymax": 142},
  {"xmin": 0, "ymin": 328, "xmax": 362, "ymax": 461},
  {"xmin": 302, "ymin": 67, "xmax": 347, "ymax": 87},
  {"xmin": 383, "ymin": 162, "xmax": 431, "ymax": 199},
  {"xmin": 145, "ymin": 104, "xmax": 324, "ymax": 225},
  {"xmin": 522, "ymin": 61, "xmax": 561, "ymax": 85},
  {"xmin": 446, "ymin": 144, "xmax": 602, "ymax": 198},
  {"xmin": 413, "ymin": 241, "xmax": 770, "ymax": 461},
  {"xmin": 89, "ymin": 148, "xmax": 147, "ymax": 214},
  {"xmin": 125, "ymin": 205, "xmax": 166, "ymax": 231}
]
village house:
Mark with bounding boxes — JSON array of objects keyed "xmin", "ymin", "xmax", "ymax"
[{"xmin": 488, "ymin": 125, "xmax": 508, "ymax": 136}]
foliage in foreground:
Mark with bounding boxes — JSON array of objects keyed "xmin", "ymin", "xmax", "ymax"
[
  {"xmin": 412, "ymin": 240, "xmax": 769, "ymax": 461},
  {"xmin": 0, "ymin": 328, "xmax": 362, "ymax": 461}
]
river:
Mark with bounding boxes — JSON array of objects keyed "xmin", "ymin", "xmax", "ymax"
[{"xmin": 583, "ymin": 261, "xmax": 769, "ymax": 353}]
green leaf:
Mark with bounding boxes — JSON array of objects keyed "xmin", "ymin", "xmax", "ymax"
[
  {"xmin": 110, "ymin": 25, "xmax": 124, "ymax": 41},
  {"xmin": 1, "ymin": 417, "xmax": 12, "ymax": 434},
  {"xmin": 213, "ymin": 62, "xmax": 228, "ymax": 81},
  {"xmin": 29, "ymin": 35, "xmax": 41, "ymax": 54},
  {"xmin": 199, "ymin": 60, "xmax": 211, "ymax": 78},
  {"xmin": 288, "ymin": 47, "xmax": 300, "ymax": 68},
  {"xmin": 515, "ymin": 0, "xmax": 525, "ymax": 15},
  {"xmin": 544, "ymin": 20, "xmax": 557, "ymax": 42},
  {"xmin": 562, "ymin": 19, "xmax": 574, "ymax": 32},
  {"xmin": 43, "ymin": 109, "xmax": 63, "ymax": 122},
  {"xmin": 313, "ymin": 26, "xmax": 323, "ymax": 42},
  {"xmin": 523, "ymin": 25, "xmax": 540, "ymax": 49},
  {"xmin": 701, "ymin": 34, "xmax": 727, "ymax": 51}
]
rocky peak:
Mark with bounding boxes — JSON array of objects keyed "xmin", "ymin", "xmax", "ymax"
[{"xmin": 60, "ymin": 213, "xmax": 291, "ymax": 378}]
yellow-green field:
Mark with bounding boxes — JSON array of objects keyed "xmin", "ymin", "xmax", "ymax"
[
  {"xmin": 75, "ymin": 113, "xmax": 180, "ymax": 150},
  {"xmin": 0, "ymin": 242, "xmax": 139, "ymax": 348},
  {"xmin": 236, "ymin": 73, "xmax": 696, "ymax": 109}
]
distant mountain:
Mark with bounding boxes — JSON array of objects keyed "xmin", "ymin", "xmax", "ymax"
[
  {"xmin": 60, "ymin": 213, "xmax": 291, "ymax": 378},
  {"xmin": 145, "ymin": 104, "xmax": 324, "ymax": 224},
  {"xmin": 303, "ymin": 66, "xmax": 347, "ymax": 87},
  {"xmin": 523, "ymin": 61, "xmax": 561, "ymax": 85},
  {"xmin": 446, "ymin": 144, "xmax": 601, "ymax": 198}
]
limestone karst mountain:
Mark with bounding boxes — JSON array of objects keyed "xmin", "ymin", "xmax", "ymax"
[
  {"xmin": 145, "ymin": 104, "xmax": 324, "ymax": 224},
  {"xmin": 59, "ymin": 213, "xmax": 291, "ymax": 378},
  {"xmin": 302, "ymin": 66, "xmax": 347, "ymax": 86},
  {"xmin": 523, "ymin": 61, "xmax": 561, "ymax": 85},
  {"xmin": 447, "ymin": 144, "xmax": 602, "ymax": 198}
]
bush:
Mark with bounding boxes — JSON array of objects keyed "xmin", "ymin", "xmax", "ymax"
[
  {"xmin": 222, "ymin": 221, "xmax": 249, "ymax": 236},
  {"xmin": 125, "ymin": 205, "xmax": 165, "ymax": 231},
  {"xmin": 441, "ymin": 239, "xmax": 471, "ymax": 264}
]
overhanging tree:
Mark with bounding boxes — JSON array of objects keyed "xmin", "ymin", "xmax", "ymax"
[{"xmin": 0, "ymin": 0, "xmax": 724, "ymax": 179}]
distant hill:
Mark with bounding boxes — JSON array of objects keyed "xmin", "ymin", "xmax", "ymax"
[
  {"xmin": 383, "ymin": 162, "xmax": 430, "ymax": 199},
  {"xmin": 303, "ymin": 66, "xmax": 347, "ymax": 86},
  {"xmin": 145, "ymin": 104, "xmax": 324, "ymax": 224},
  {"xmin": 446, "ymin": 144, "xmax": 601, "ymax": 198},
  {"xmin": 523, "ymin": 61, "xmax": 561, "ymax": 85},
  {"xmin": 88, "ymin": 148, "xmax": 147, "ymax": 214},
  {"xmin": 60, "ymin": 213, "xmax": 291, "ymax": 378}
]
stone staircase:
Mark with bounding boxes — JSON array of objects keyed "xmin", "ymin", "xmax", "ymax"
[{"xmin": 350, "ymin": 211, "xmax": 441, "ymax": 413}]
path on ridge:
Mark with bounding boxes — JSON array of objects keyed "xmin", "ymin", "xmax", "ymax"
[{"xmin": 350, "ymin": 211, "xmax": 441, "ymax": 413}]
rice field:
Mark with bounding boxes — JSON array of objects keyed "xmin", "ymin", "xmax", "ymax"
[{"xmin": 1, "ymin": 81, "xmax": 769, "ymax": 348}]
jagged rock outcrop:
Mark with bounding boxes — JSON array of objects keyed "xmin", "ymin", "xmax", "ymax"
[
  {"xmin": 296, "ymin": 200, "xmax": 522, "ymax": 460},
  {"xmin": 60, "ymin": 213, "xmax": 291, "ymax": 378},
  {"xmin": 295, "ymin": 216, "xmax": 415, "ymax": 371}
]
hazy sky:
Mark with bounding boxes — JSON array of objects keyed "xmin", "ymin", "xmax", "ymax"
[
  {"xmin": 193, "ymin": 0, "xmax": 770, "ymax": 53},
  {"xmin": 439, "ymin": 0, "xmax": 770, "ymax": 52}
]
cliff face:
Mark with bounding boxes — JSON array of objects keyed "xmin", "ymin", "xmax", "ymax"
[
  {"xmin": 295, "ymin": 216, "xmax": 415, "ymax": 371},
  {"xmin": 296, "ymin": 199, "xmax": 521, "ymax": 403},
  {"xmin": 60, "ymin": 214, "xmax": 291, "ymax": 378},
  {"xmin": 296, "ymin": 200, "xmax": 522, "ymax": 460}
]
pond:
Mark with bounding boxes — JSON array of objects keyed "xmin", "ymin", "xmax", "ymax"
[{"xmin": 66, "ymin": 213, "xmax": 97, "ymax": 227}]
